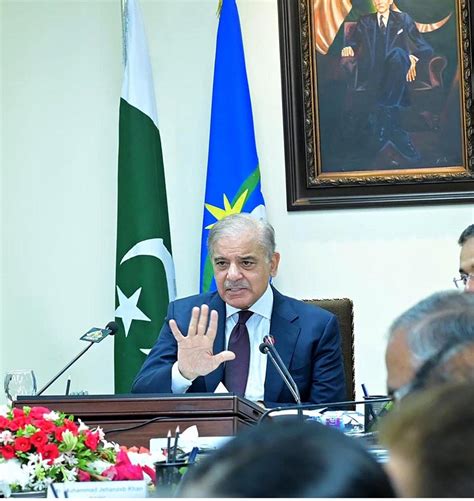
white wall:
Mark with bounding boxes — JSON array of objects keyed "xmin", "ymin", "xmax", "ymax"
[{"xmin": 1, "ymin": 0, "xmax": 472, "ymax": 404}]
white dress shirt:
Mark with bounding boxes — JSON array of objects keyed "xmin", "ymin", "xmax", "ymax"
[
  {"xmin": 378, "ymin": 12, "xmax": 389, "ymax": 29},
  {"xmin": 171, "ymin": 285, "xmax": 273, "ymax": 401}
]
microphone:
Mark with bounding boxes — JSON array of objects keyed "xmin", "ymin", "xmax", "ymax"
[
  {"xmin": 36, "ymin": 321, "xmax": 118, "ymax": 396},
  {"xmin": 259, "ymin": 335, "xmax": 301, "ymax": 405}
]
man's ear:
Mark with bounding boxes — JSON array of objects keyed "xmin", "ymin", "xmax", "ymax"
[{"xmin": 270, "ymin": 252, "xmax": 281, "ymax": 277}]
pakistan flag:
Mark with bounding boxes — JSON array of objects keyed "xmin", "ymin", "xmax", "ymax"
[{"xmin": 114, "ymin": 0, "xmax": 175, "ymax": 393}]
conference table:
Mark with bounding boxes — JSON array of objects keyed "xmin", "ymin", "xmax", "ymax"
[{"xmin": 16, "ymin": 393, "xmax": 264, "ymax": 448}]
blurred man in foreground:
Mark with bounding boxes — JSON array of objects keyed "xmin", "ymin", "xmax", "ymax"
[
  {"xmin": 180, "ymin": 419, "xmax": 395, "ymax": 497},
  {"xmin": 379, "ymin": 382, "xmax": 474, "ymax": 497},
  {"xmin": 385, "ymin": 290, "xmax": 474, "ymax": 399}
]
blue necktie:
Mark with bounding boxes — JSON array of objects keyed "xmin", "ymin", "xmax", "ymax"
[
  {"xmin": 379, "ymin": 16, "xmax": 386, "ymax": 35},
  {"xmin": 224, "ymin": 310, "xmax": 253, "ymax": 397}
]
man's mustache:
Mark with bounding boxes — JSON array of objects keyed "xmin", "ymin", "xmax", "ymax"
[{"xmin": 224, "ymin": 280, "xmax": 250, "ymax": 290}]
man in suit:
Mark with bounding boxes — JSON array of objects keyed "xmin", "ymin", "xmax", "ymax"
[
  {"xmin": 456, "ymin": 224, "xmax": 474, "ymax": 292},
  {"xmin": 341, "ymin": 0, "xmax": 433, "ymax": 160},
  {"xmin": 132, "ymin": 214, "xmax": 346, "ymax": 406}
]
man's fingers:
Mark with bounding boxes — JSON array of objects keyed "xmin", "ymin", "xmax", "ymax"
[
  {"xmin": 406, "ymin": 65, "xmax": 416, "ymax": 82},
  {"xmin": 197, "ymin": 304, "xmax": 209, "ymax": 335},
  {"xmin": 214, "ymin": 350, "xmax": 236, "ymax": 366},
  {"xmin": 341, "ymin": 46, "xmax": 354, "ymax": 57},
  {"xmin": 187, "ymin": 307, "xmax": 200, "ymax": 336},
  {"xmin": 169, "ymin": 319, "xmax": 184, "ymax": 342},
  {"xmin": 205, "ymin": 310, "xmax": 219, "ymax": 342}
]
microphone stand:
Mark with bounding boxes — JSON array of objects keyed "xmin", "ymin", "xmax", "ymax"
[
  {"xmin": 261, "ymin": 343, "xmax": 303, "ymax": 418},
  {"xmin": 36, "ymin": 343, "xmax": 95, "ymax": 396},
  {"xmin": 265, "ymin": 349, "xmax": 301, "ymax": 405},
  {"xmin": 35, "ymin": 321, "xmax": 117, "ymax": 397}
]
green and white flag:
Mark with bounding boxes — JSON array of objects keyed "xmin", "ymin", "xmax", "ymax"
[{"xmin": 114, "ymin": 0, "xmax": 175, "ymax": 393}]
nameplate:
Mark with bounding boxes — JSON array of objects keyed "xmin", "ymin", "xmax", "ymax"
[{"xmin": 47, "ymin": 480, "xmax": 148, "ymax": 498}]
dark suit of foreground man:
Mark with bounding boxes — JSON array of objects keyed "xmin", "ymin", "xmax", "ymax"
[{"xmin": 132, "ymin": 214, "xmax": 346, "ymax": 406}]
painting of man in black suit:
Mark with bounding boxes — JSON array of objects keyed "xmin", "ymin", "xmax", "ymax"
[{"xmin": 341, "ymin": 0, "xmax": 433, "ymax": 161}]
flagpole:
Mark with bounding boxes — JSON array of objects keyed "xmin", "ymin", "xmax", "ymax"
[{"xmin": 121, "ymin": 0, "xmax": 128, "ymax": 67}]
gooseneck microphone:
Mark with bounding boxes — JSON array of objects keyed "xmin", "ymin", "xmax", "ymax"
[
  {"xmin": 36, "ymin": 321, "xmax": 118, "ymax": 396},
  {"xmin": 259, "ymin": 335, "xmax": 301, "ymax": 405}
]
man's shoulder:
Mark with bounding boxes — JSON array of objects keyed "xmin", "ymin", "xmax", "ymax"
[
  {"xmin": 390, "ymin": 10, "xmax": 413, "ymax": 24},
  {"xmin": 273, "ymin": 288, "xmax": 335, "ymax": 321},
  {"xmin": 358, "ymin": 12, "xmax": 376, "ymax": 24}
]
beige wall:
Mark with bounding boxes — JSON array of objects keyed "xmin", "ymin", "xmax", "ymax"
[{"xmin": 1, "ymin": 0, "xmax": 472, "ymax": 403}]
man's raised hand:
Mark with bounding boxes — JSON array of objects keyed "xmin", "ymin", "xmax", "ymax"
[{"xmin": 169, "ymin": 304, "xmax": 235, "ymax": 381}]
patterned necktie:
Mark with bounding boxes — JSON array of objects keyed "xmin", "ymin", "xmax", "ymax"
[
  {"xmin": 224, "ymin": 310, "xmax": 253, "ymax": 397},
  {"xmin": 379, "ymin": 16, "xmax": 386, "ymax": 35}
]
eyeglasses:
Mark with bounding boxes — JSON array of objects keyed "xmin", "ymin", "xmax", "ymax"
[{"xmin": 453, "ymin": 273, "xmax": 474, "ymax": 289}]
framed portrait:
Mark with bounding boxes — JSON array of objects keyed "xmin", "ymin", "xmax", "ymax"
[{"xmin": 278, "ymin": 0, "xmax": 474, "ymax": 209}]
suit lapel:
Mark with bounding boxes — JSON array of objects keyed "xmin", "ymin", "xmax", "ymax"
[
  {"xmin": 387, "ymin": 11, "xmax": 402, "ymax": 50},
  {"xmin": 368, "ymin": 14, "xmax": 377, "ymax": 62},
  {"xmin": 264, "ymin": 288, "xmax": 301, "ymax": 402},
  {"xmin": 202, "ymin": 293, "xmax": 227, "ymax": 392}
]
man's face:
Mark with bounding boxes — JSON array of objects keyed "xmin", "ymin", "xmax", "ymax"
[
  {"xmin": 385, "ymin": 329, "xmax": 416, "ymax": 396},
  {"xmin": 460, "ymin": 237, "xmax": 474, "ymax": 292},
  {"xmin": 212, "ymin": 230, "xmax": 280, "ymax": 310},
  {"xmin": 374, "ymin": 0, "xmax": 393, "ymax": 14}
]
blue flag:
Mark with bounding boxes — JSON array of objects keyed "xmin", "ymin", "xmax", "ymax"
[{"xmin": 200, "ymin": 0, "xmax": 266, "ymax": 293}]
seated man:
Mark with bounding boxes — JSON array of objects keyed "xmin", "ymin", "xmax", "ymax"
[
  {"xmin": 132, "ymin": 213, "xmax": 346, "ymax": 406},
  {"xmin": 341, "ymin": 0, "xmax": 433, "ymax": 160},
  {"xmin": 455, "ymin": 224, "xmax": 474, "ymax": 292}
]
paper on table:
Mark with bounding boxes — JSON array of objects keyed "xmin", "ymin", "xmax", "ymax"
[{"xmin": 150, "ymin": 424, "xmax": 232, "ymax": 454}]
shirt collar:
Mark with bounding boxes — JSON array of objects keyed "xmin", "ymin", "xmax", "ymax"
[
  {"xmin": 378, "ymin": 12, "xmax": 390, "ymax": 24},
  {"xmin": 226, "ymin": 284, "xmax": 274, "ymax": 320}
]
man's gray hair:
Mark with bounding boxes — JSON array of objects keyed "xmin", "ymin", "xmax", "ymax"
[
  {"xmin": 409, "ymin": 304, "xmax": 474, "ymax": 364},
  {"xmin": 458, "ymin": 224, "xmax": 474, "ymax": 245},
  {"xmin": 207, "ymin": 214, "xmax": 276, "ymax": 262},
  {"xmin": 389, "ymin": 291, "xmax": 474, "ymax": 368}
]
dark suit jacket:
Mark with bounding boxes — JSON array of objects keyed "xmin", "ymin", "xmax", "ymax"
[
  {"xmin": 347, "ymin": 11, "xmax": 433, "ymax": 87},
  {"xmin": 131, "ymin": 287, "xmax": 347, "ymax": 406}
]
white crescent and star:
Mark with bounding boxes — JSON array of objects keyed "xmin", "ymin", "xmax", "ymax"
[{"xmin": 115, "ymin": 238, "xmax": 176, "ymax": 354}]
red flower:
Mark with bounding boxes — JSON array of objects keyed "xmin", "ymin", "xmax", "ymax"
[
  {"xmin": 78, "ymin": 469, "xmax": 91, "ymax": 482},
  {"xmin": 38, "ymin": 443, "xmax": 59, "ymax": 464},
  {"xmin": 54, "ymin": 426, "xmax": 66, "ymax": 442},
  {"xmin": 7, "ymin": 419, "xmax": 20, "ymax": 432},
  {"xmin": 0, "ymin": 445, "xmax": 15, "ymax": 460},
  {"xmin": 141, "ymin": 464, "xmax": 156, "ymax": 483},
  {"xmin": 102, "ymin": 450, "xmax": 144, "ymax": 481},
  {"xmin": 29, "ymin": 407, "xmax": 52, "ymax": 420},
  {"xmin": 85, "ymin": 431, "xmax": 100, "ymax": 451},
  {"xmin": 14, "ymin": 436, "xmax": 31, "ymax": 452},
  {"xmin": 0, "ymin": 416, "xmax": 9, "ymax": 429},
  {"xmin": 34, "ymin": 419, "xmax": 55, "ymax": 434},
  {"xmin": 12, "ymin": 408, "xmax": 25, "ymax": 419},
  {"xmin": 30, "ymin": 431, "xmax": 48, "ymax": 448},
  {"xmin": 63, "ymin": 419, "xmax": 78, "ymax": 435}
]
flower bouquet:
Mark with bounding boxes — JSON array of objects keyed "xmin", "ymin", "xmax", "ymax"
[{"xmin": 0, "ymin": 404, "xmax": 157, "ymax": 495}]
